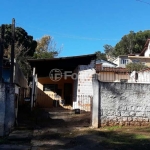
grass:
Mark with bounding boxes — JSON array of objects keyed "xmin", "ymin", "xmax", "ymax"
[
  {"xmin": 58, "ymin": 125, "xmax": 150, "ymax": 149},
  {"xmin": 95, "ymin": 126, "xmax": 150, "ymax": 149},
  {"xmin": 104, "ymin": 125, "xmax": 122, "ymax": 131}
]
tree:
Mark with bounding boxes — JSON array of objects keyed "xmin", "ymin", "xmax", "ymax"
[
  {"xmin": 126, "ymin": 62, "xmax": 148, "ymax": 72},
  {"xmin": 103, "ymin": 44, "xmax": 114, "ymax": 55},
  {"xmin": 111, "ymin": 30, "xmax": 150, "ymax": 57},
  {"xmin": 95, "ymin": 51, "xmax": 107, "ymax": 60},
  {"xmin": 33, "ymin": 35, "xmax": 61, "ymax": 59},
  {"xmin": 0, "ymin": 24, "xmax": 37, "ymax": 78},
  {"xmin": 0, "ymin": 24, "xmax": 37, "ymax": 57}
]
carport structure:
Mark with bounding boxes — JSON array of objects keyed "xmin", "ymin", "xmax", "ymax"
[{"xmin": 28, "ymin": 54, "xmax": 96, "ymax": 110}]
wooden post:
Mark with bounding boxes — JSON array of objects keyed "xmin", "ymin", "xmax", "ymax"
[
  {"xmin": 0, "ymin": 25, "xmax": 5, "ymax": 82},
  {"xmin": 10, "ymin": 18, "xmax": 15, "ymax": 84},
  {"xmin": 33, "ymin": 74, "xmax": 37, "ymax": 107},
  {"xmin": 31, "ymin": 67, "xmax": 35, "ymax": 110}
]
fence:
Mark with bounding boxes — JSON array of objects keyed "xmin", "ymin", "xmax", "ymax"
[
  {"xmin": 92, "ymin": 77, "xmax": 150, "ymax": 128},
  {"xmin": 73, "ymin": 95, "xmax": 92, "ymax": 112},
  {"xmin": 96, "ymin": 65, "xmax": 150, "ymax": 83}
]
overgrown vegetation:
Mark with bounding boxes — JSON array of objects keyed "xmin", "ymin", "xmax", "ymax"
[
  {"xmin": 126, "ymin": 62, "xmax": 148, "ymax": 71},
  {"xmin": 0, "ymin": 25, "xmax": 61, "ymax": 78},
  {"xmin": 96, "ymin": 30, "xmax": 150, "ymax": 60}
]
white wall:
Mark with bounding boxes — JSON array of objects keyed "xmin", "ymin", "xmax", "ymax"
[
  {"xmin": 73, "ymin": 60, "xmax": 96, "ymax": 111},
  {"xmin": 113, "ymin": 57, "xmax": 120, "ymax": 66},
  {"xmin": 113, "ymin": 56, "xmax": 129, "ymax": 68},
  {"xmin": 144, "ymin": 42, "xmax": 150, "ymax": 57},
  {"xmin": 128, "ymin": 70, "xmax": 150, "ymax": 83}
]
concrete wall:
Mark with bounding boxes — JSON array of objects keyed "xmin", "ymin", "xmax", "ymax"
[
  {"xmin": 144, "ymin": 42, "xmax": 150, "ymax": 57},
  {"xmin": 0, "ymin": 83, "xmax": 15, "ymax": 136},
  {"xmin": 128, "ymin": 70, "xmax": 150, "ymax": 83},
  {"xmin": 92, "ymin": 79, "xmax": 150, "ymax": 127},
  {"xmin": 137, "ymin": 70, "xmax": 150, "ymax": 83}
]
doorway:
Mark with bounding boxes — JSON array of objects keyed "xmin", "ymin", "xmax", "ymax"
[{"xmin": 64, "ymin": 83, "xmax": 72, "ymax": 105}]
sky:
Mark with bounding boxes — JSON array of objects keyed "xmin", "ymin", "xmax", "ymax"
[{"xmin": 0, "ymin": 0, "xmax": 150, "ymax": 57}]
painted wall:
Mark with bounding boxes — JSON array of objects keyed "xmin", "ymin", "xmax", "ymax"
[
  {"xmin": 98, "ymin": 72, "xmax": 115, "ymax": 82},
  {"xmin": 129, "ymin": 56, "xmax": 150, "ymax": 67},
  {"xmin": 128, "ymin": 70, "xmax": 150, "ymax": 83},
  {"xmin": 144, "ymin": 42, "xmax": 150, "ymax": 57},
  {"xmin": 113, "ymin": 57, "xmax": 120, "ymax": 67},
  {"xmin": 0, "ymin": 83, "xmax": 15, "ymax": 136},
  {"xmin": 37, "ymin": 77, "xmax": 74, "ymax": 108},
  {"xmin": 97, "ymin": 72, "xmax": 129, "ymax": 82},
  {"xmin": 113, "ymin": 56, "xmax": 131, "ymax": 68}
]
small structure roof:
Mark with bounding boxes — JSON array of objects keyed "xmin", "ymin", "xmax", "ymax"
[{"xmin": 28, "ymin": 54, "xmax": 96, "ymax": 77}]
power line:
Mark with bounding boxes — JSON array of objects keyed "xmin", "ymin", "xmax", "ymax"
[
  {"xmin": 136, "ymin": 0, "xmax": 150, "ymax": 5},
  {"xmin": 16, "ymin": 22, "xmax": 119, "ymax": 41}
]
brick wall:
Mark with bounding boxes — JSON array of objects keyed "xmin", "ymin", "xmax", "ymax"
[{"xmin": 73, "ymin": 60, "xmax": 95, "ymax": 111}]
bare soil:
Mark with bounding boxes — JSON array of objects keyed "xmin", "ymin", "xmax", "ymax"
[{"xmin": 1, "ymin": 107, "xmax": 150, "ymax": 150}]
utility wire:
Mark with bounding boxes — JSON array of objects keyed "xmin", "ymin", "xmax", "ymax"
[
  {"xmin": 136, "ymin": 0, "xmax": 150, "ymax": 5},
  {"xmin": 16, "ymin": 22, "xmax": 119, "ymax": 41}
]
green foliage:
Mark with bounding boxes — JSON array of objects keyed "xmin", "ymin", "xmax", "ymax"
[
  {"xmin": 103, "ymin": 44, "xmax": 114, "ymax": 56},
  {"xmin": 104, "ymin": 30, "xmax": 150, "ymax": 58},
  {"xmin": 126, "ymin": 62, "xmax": 148, "ymax": 71},
  {"xmin": 1, "ymin": 24, "xmax": 37, "ymax": 57},
  {"xmin": 95, "ymin": 51, "xmax": 107, "ymax": 60},
  {"xmin": 33, "ymin": 35, "xmax": 61, "ymax": 59},
  {"xmin": 0, "ymin": 24, "xmax": 37, "ymax": 78},
  {"xmin": 113, "ymin": 30, "xmax": 150, "ymax": 57}
]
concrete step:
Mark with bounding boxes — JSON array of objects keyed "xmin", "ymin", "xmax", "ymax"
[
  {"xmin": 0, "ymin": 144, "xmax": 30, "ymax": 150},
  {"xmin": 8, "ymin": 130, "xmax": 32, "ymax": 141}
]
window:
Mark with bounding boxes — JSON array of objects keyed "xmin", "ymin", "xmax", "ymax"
[
  {"xmin": 43, "ymin": 84, "xmax": 58, "ymax": 92},
  {"xmin": 121, "ymin": 59, "xmax": 128, "ymax": 64}
]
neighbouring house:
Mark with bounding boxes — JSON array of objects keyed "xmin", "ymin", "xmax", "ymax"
[
  {"xmin": 113, "ymin": 55, "xmax": 131, "ymax": 68},
  {"xmin": 95, "ymin": 59, "xmax": 130, "ymax": 82},
  {"xmin": 28, "ymin": 54, "xmax": 96, "ymax": 111},
  {"xmin": 128, "ymin": 39, "xmax": 150, "ymax": 67},
  {"xmin": 96, "ymin": 66, "xmax": 130, "ymax": 82},
  {"xmin": 96, "ymin": 59, "xmax": 117, "ymax": 68}
]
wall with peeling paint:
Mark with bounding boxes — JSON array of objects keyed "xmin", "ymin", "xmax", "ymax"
[
  {"xmin": 0, "ymin": 83, "xmax": 15, "ymax": 136},
  {"xmin": 92, "ymin": 80, "xmax": 150, "ymax": 127}
]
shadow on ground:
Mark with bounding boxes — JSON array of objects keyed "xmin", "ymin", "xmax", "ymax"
[{"xmin": 1, "ymin": 107, "xmax": 150, "ymax": 150}]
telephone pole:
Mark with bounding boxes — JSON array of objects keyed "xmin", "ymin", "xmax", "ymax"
[
  {"xmin": 0, "ymin": 25, "xmax": 5, "ymax": 82},
  {"xmin": 10, "ymin": 18, "xmax": 15, "ymax": 84}
]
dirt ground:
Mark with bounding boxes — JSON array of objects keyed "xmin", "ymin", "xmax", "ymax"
[
  {"xmin": 31, "ymin": 107, "xmax": 150, "ymax": 150},
  {"xmin": 1, "ymin": 107, "xmax": 150, "ymax": 150}
]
